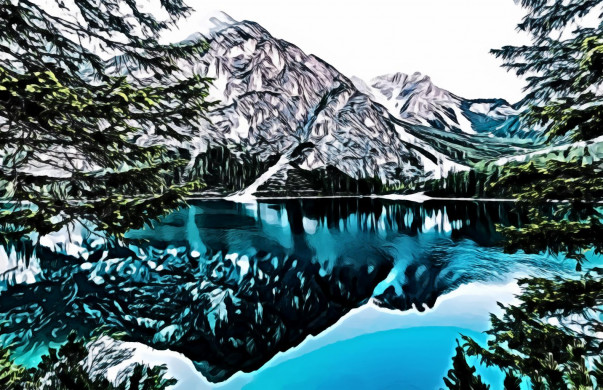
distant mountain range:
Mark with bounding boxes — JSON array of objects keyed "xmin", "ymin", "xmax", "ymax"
[{"xmin": 140, "ymin": 12, "xmax": 544, "ymax": 197}]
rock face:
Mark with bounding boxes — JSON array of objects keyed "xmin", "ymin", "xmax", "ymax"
[{"xmin": 172, "ymin": 13, "xmax": 536, "ymax": 193}]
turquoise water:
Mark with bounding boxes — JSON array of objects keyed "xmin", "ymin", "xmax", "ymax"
[
  {"xmin": 243, "ymin": 327, "xmax": 503, "ymax": 390},
  {"xmin": 0, "ymin": 198, "xmax": 582, "ymax": 388}
]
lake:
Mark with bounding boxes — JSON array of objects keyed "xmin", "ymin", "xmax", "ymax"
[{"xmin": 0, "ymin": 198, "xmax": 584, "ymax": 389}]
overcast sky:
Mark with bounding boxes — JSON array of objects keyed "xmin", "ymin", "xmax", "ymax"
[{"xmin": 154, "ymin": 0, "xmax": 531, "ymax": 103}]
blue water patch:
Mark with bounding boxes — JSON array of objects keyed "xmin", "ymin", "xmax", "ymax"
[
  {"xmin": 243, "ymin": 326, "xmax": 505, "ymax": 390},
  {"xmin": 0, "ymin": 199, "xmax": 583, "ymax": 387}
]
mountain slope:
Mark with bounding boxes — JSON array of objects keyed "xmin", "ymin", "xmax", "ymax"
[
  {"xmin": 186, "ymin": 17, "xmax": 430, "ymax": 187},
  {"xmin": 353, "ymin": 72, "xmax": 531, "ymax": 139},
  {"xmin": 160, "ymin": 13, "xmax": 541, "ymax": 196}
]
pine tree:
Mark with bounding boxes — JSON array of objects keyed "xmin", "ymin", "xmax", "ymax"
[
  {"xmin": 447, "ymin": 1, "xmax": 603, "ymax": 388},
  {"xmin": 0, "ymin": 0, "xmax": 214, "ymax": 241},
  {"xmin": 443, "ymin": 343, "xmax": 490, "ymax": 390},
  {"xmin": 0, "ymin": 347, "xmax": 25, "ymax": 389},
  {"xmin": 492, "ymin": 0, "xmax": 603, "ymax": 143},
  {"xmin": 0, "ymin": 332, "xmax": 177, "ymax": 389},
  {"xmin": 489, "ymin": 0, "xmax": 603, "ymax": 269},
  {"xmin": 487, "ymin": 0, "xmax": 603, "ymax": 264},
  {"xmin": 458, "ymin": 272, "xmax": 603, "ymax": 389}
]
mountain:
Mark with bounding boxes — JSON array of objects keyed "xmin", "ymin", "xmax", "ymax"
[
  {"xmin": 352, "ymin": 72, "xmax": 529, "ymax": 139},
  {"xmin": 184, "ymin": 15, "xmax": 426, "ymax": 186},
  {"xmin": 11, "ymin": 12, "xmax": 541, "ymax": 197},
  {"xmin": 162, "ymin": 12, "xmax": 540, "ymax": 197}
]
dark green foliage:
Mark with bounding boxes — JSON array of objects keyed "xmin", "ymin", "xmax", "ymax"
[
  {"xmin": 498, "ymin": 213, "xmax": 603, "ymax": 269},
  {"xmin": 503, "ymin": 372, "xmax": 521, "ymax": 390},
  {"xmin": 488, "ymin": 0, "xmax": 603, "ymax": 268},
  {"xmin": 297, "ymin": 165, "xmax": 384, "ymax": 196},
  {"xmin": 0, "ymin": 0, "xmax": 213, "ymax": 240},
  {"xmin": 190, "ymin": 145, "xmax": 280, "ymax": 192},
  {"xmin": 445, "ymin": 271, "xmax": 603, "ymax": 389},
  {"xmin": 116, "ymin": 364, "xmax": 178, "ymax": 390},
  {"xmin": 0, "ymin": 332, "xmax": 176, "ymax": 390},
  {"xmin": 443, "ymin": 342, "xmax": 490, "ymax": 390},
  {"xmin": 0, "ymin": 347, "xmax": 26, "ymax": 388},
  {"xmin": 251, "ymin": 163, "xmax": 384, "ymax": 197},
  {"xmin": 459, "ymin": 270, "xmax": 603, "ymax": 389},
  {"xmin": 445, "ymin": 1, "xmax": 603, "ymax": 389},
  {"xmin": 388, "ymin": 168, "xmax": 501, "ymax": 198},
  {"xmin": 492, "ymin": 0, "xmax": 603, "ymax": 142},
  {"xmin": 493, "ymin": 160, "xmax": 603, "ymax": 206},
  {"xmin": 409, "ymin": 159, "xmax": 603, "ymax": 269},
  {"xmin": 491, "ymin": 149, "xmax": 603, "ymax": 271}
]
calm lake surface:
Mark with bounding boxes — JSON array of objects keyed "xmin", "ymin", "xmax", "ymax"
[{"xmin": 0, "ymin": 198, "xmax": 588, "ymax": 389}]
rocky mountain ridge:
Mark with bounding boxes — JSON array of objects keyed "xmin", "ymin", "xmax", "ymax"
[{"xmin": 165, "ymin": 12, "xmax": 539, "ymax": 197}]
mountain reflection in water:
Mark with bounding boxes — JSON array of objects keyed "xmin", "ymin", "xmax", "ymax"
[{"xmin": 0, "ymin": 199, "xmax": 573, "ymax": 382}]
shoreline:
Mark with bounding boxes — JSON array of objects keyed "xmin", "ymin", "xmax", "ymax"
[{"xmin": 185, "ymin": 192, "xmax": 517, "ymax": 203}]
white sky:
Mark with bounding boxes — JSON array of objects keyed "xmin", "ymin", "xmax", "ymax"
[{"xmin": 156, "ymin": 0, "xmax": 531, "ymax": 103}]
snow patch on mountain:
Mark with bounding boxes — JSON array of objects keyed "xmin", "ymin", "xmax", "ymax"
[{"xmin": 227, "ymin": 154, "xmax": 290, "ymax": 201}]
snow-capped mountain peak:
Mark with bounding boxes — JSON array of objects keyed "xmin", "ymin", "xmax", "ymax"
[{"xmin": 145, "ymin": 13, "xmax": 538, "ymax": 196}]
